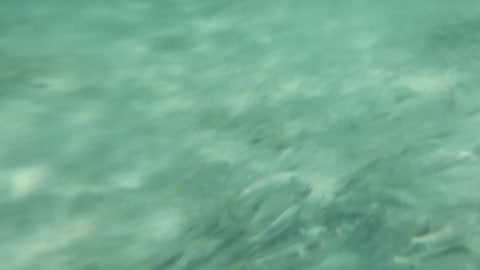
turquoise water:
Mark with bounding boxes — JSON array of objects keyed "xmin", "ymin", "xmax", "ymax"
[{"xmin": 2, "ymin": 1, "xmax": 480, "ymax": 269}]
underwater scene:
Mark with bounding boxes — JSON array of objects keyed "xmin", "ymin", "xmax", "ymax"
[{"xmin": 2, "ymin": 0, "xmax": 480, "ymax": 269}]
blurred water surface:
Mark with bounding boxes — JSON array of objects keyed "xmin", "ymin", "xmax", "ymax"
[{"xmin": 1, "ymin": 1, "xmax": 480, "ymax": 269}]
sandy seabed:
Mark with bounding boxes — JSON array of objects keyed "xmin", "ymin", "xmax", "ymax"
[{"xmin": 1, "ymin": 1, "xmax": 480, "ymax": 269}]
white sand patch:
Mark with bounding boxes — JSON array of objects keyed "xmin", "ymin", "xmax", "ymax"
[
  {"xmin": 393, "ymin": 70, "xmax": 458, "ymax": 94},
  {"xmin": 364, "ymin": 67, "xmax": 394, "ymax": 81},
  {"xmin": 141, "ymin": 207, "xmax": 184, "ymax": 244},
  {"xmin": 111, "ymin": 171, "xmax": 145, "ymax": 189},
  {"xmin": 9, "ymin": 166, "xmax": 49, "ymax": 199},
  {"xmin": 117, "ymin": 39, "xmax": 151, "ymax": 56},
  {"xmin": 32, "ymin": 74, "xmax": 79, "ymax": 93},
  {"xmin": 351, "ymin": 33, "xmax": 378, "ymax": 51},
  {"xmin": 303, "ymin": 173, "xmax": 338, "ymax": 203},
  {"xmin": 72, "ymin": 107, "xmax": 103, "ymax": 126},
  {"xmin": 193, "ymin": 17, "xmax": 233, "ymax": 35},
  {"xmin": 224, "ymin": 93, "xmax": 254, "ymax": 115},
  {"xmin": 252, "ymin": 32, "xmax": 273, "ymax": 45},
  {"xmin": 277, "ymin": 77, "xmax": 304, "ymax": 98}
]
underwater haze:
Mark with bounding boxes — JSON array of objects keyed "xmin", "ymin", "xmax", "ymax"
[{"xmin": 2, "ymin": 0, "xmax": 480, "ymax": 269}]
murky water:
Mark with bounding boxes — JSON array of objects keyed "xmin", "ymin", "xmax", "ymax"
[{"xmin": 1, "ymin": 1, "xmax": 480, "ymax": 269}]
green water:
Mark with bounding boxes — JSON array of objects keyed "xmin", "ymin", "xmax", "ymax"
[{"xmin": 2, "ymin": 1, "xmax": 480, "ymax": 269}]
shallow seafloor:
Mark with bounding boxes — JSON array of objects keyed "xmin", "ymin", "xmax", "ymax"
[{"xmin": 1, "ymin": 1, "xmax": 480, "ymax": 269}]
